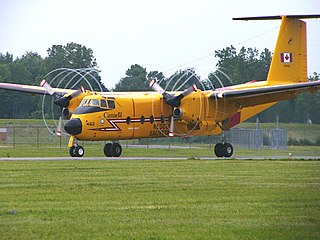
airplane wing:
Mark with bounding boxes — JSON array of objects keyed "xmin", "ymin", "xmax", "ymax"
[
  {"xmin": 0, "ymin": 82, "xmax": 78, "ymax": 95},
  {"xmin": 210, "ymin": 81, "xmax": 320, "ymax": 107}
]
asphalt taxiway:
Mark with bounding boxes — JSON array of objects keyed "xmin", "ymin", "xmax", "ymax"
[{"xmin": 0, "ymin": 156, "xmax": 319, "ymax": 161}]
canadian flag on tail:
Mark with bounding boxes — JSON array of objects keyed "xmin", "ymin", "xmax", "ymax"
[{"xmin": 280, "ymin": 52, "xmax": 293, "ymax": 63}]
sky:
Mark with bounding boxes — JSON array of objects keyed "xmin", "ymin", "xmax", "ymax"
[{"xmin": 1, "ymin": 0, "xmax": 319, "ymax": 89}]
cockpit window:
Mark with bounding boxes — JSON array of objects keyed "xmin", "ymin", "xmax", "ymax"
[
  {"xmin": 80, "ymin": 99, "xmax": 88, "ymax": 106},
  {"xmin": 107, "ymin": 100, "xmax": 115, "ymax": 109},
  {"xmin": 100, "ymin": 99, "xmax": 107, "ymax": 108},
  {"xmin": 87, "ymin": 99, "xmax": 99, "ymax": 107},
  {"xmin": 80, "ymin": 98, "xmax": 115, "ymax": 109}
]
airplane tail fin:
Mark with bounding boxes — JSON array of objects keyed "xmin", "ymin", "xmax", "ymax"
[
  {"xmin": 267, "ymin": 16, "xmax": 307, "ymax": 84},
  {"xmin": 234, "ymin": 15, "xmax": 320, "ymax": 85}
]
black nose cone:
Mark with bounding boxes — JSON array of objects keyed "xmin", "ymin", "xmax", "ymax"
[{"xmin": 64, "ymin": 118, "xmax": 82, "ymax": 135}]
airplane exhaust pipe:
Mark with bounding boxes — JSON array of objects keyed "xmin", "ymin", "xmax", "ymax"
[
  {"xmin": 62, "ymin": 108, "xmax": 72, "ymax": 119},
  {"xmin": 173, "ymin": 108, "xmax": 183, "ymax": 119}
]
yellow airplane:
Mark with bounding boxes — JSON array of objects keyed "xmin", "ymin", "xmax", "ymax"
[{"xmin": 1, "ymin": 15, "xmax": 320, "ymax": 158}]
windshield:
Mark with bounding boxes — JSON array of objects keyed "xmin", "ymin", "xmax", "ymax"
[{"xmin": 80, "ymin": 98, "xmax": 115, "ymax": 109}]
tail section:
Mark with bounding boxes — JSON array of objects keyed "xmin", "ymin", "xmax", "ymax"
[
  {"xmin": 234, "ymin": 15, "xmax": 320, "ymax": 85},
  {"xmin": 267, "ymin": 16, "xmax": 307, "ymax": 84}
]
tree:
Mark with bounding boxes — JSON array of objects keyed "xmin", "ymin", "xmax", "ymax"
[
  {"xmin": 114, "ymin": 64, "xmax": 149, "ymax": 91},
  {"xmin": 0, "ymin": 55, "xmax": 39, "ymax": 118},
  {"xmin": 0, "ymin": 52, "xmax": 13, "ymax": 64},
  {"xmin": 210, "ymin": 46, "xmax": 272, "ymax": 87},
  {"xmin": 45, "ymin": 42, "xmax": 97, "ymax": 71},
  {"xmin": 45, "ymin": 43, "xmax": 106, "ymax": 92},
  {"xmin": 162, "ymin": 68, "xmax": 200, "ymax": 90}
]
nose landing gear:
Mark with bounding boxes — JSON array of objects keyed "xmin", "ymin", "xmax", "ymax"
[
  {"xmin": 69, "ymin": 145, "xmax": 85, "ymax": 157},
  {"xmin": 68, "ymin": 136, "xmax": 85, "ymax": 158}
]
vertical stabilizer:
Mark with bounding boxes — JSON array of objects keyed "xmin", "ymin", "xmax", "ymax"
[{"xmin": 267, "ymin": 16, "xmax": 307, "ymax": 84}]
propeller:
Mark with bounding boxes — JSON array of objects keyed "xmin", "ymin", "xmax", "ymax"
[
  {"xmin": 40, "ymin": 79, "xmax": 85, "ymax": 136},
  {"xmin": 56, "ymin": 116, "xmax": 62, "ymax": 137},
  {"xmin": 149, "ymin": 78, "xmax": 198, "ymax": 137},
  {"xmin": 41, "ymin": 79, "xmax": 85, "ymax": 108}
]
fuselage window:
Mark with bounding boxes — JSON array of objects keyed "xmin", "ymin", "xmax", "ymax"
[
  {"xmin": 108, "ymin": 100, "xmax": 115, "ymax": 109},
  {"xmin": 161, "ymin": 115, "xmax": 165, "ymax": 123},
  {"xmin": 141, "ymin": 116, "xmax": 145, "ymax": 124},
  {"xmin": 126, "ymin": 116, "xmax": 131, "ymax": 125},
  {"xmin": 150, "ymin": 115, "xmax": 155, "ymax": 124}
]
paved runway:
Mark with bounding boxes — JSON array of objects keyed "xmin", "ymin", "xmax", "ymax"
[{"xmin": 0, "ymin": 156, "xmax": 319, "ymax": 161}]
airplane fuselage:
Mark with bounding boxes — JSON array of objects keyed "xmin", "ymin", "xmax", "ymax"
[{"xmin": 68, "ymin": 91, "xmax": 223, "ymax": 141}]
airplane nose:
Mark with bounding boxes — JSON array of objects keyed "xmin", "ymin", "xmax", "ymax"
[{"xmin": 64, "ymin": 118, "xmax": 82, "ymax": 135}]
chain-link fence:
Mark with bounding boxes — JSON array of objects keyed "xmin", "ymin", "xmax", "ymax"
[
  {"xmin": 231, "ymin": 128, "xmax": 287, "ymax": 149},
  {"xmin": 0, "ymin": 124, "xmax": 287, "ymax": 149},
  {"xmin": 0, "ymin": 125, "xmax": 68, "ymax": 148}
]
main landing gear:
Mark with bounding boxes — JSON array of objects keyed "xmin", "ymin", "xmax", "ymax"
[
  {"xmin": 214, "ymin": 121, "xmax": 234, "ymax": 158},
  {"xmin": 103, "ymin": 142, "xmax": 122, "ymax": 157},
  {"xmin": 214, "ymin": 142, "xmax": 233, "ymax": 158}
]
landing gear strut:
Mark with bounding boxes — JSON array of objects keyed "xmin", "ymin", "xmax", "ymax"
[
  {"xmin": 214, "ymin": 121, "xmax": 234, "ymax": 158},
  {"xmin": 104, "ymin": 142, "xmax": 122, "ymax": 157}
]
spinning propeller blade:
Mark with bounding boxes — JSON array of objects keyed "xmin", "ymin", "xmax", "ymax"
[
  {"xmin": 169, "ymin": 116, "xmax": 174, "ymax": 138},
  {"xmin": 148, "ymin": 78, "xmax": 198, "ymax": 137},
  {"xmin": 56, "ymin": 116, "xmax": 62, "ymax": 137},
  {"xmin": 40, "ymin": 79, "xmax": 56, "ymax": 95}
]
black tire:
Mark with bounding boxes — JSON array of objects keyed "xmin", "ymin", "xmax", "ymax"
[
  {"xmin": 104, "ymin": 143, "xmax": 113, "ymax": 157},
  {"xmin": 214, "ymin": 143, "xmax": 224, "ymax": 157},
  {"xmin": 75, "ymin": 146, "xmax": 84, "ymax": 157},
  {"xmin": 69, "ymin": 146, "xmax": 77, "ymax": 157},
  {"xmin": 223, "ymin": 143, "xmax": 233, "ymax": 158},
  {"xmin": 112, "ymin": 143, "xmax": 122, "ymax": 157}
]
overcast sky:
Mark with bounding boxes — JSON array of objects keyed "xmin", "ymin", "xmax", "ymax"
[{"xmin": 1, "ymin": 0, "xmax": 319, "ymax": 88}]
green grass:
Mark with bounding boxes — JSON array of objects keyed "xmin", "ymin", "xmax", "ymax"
[{"xmin": 0, "ymin": 160, "xmax": 319, "ymax": 239}]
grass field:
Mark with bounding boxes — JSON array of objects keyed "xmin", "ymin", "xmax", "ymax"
[{"xmin": 0, "ymin": 159, "xmax": 319, "ymax": 239}]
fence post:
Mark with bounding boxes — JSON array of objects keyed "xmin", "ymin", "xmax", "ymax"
[
  {"xmin": 13, "ymin": 127, "xmax": 15, "ymax": 149},
  {"xmin": 37, "ymin": 127, "xmax": 39, "ymax": 149}
]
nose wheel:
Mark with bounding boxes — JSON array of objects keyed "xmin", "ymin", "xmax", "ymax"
[
  {"xmin": 69, "ymin": 145, "xmax": 85, "ymax": 157},
  {"xmin": 104, "ymin": 142, "xmax": 122, "ymax": 157}
]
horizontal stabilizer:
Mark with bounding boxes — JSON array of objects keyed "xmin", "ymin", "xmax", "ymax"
[
  {"xmin": 210, "ymin": 81, "xmax": 320, "ymax": 107},
  {"xmin": 212, "ymin": 81, "xmax": 320, "ymax": 99},
  {"xmin": 233, "ymin": 15, "xmax": 320, "ymax": 21}
]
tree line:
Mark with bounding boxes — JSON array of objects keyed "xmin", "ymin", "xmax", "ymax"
[{"xmin": 0, "ymin": 42, "xmax": 319, "ymax": 123}]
